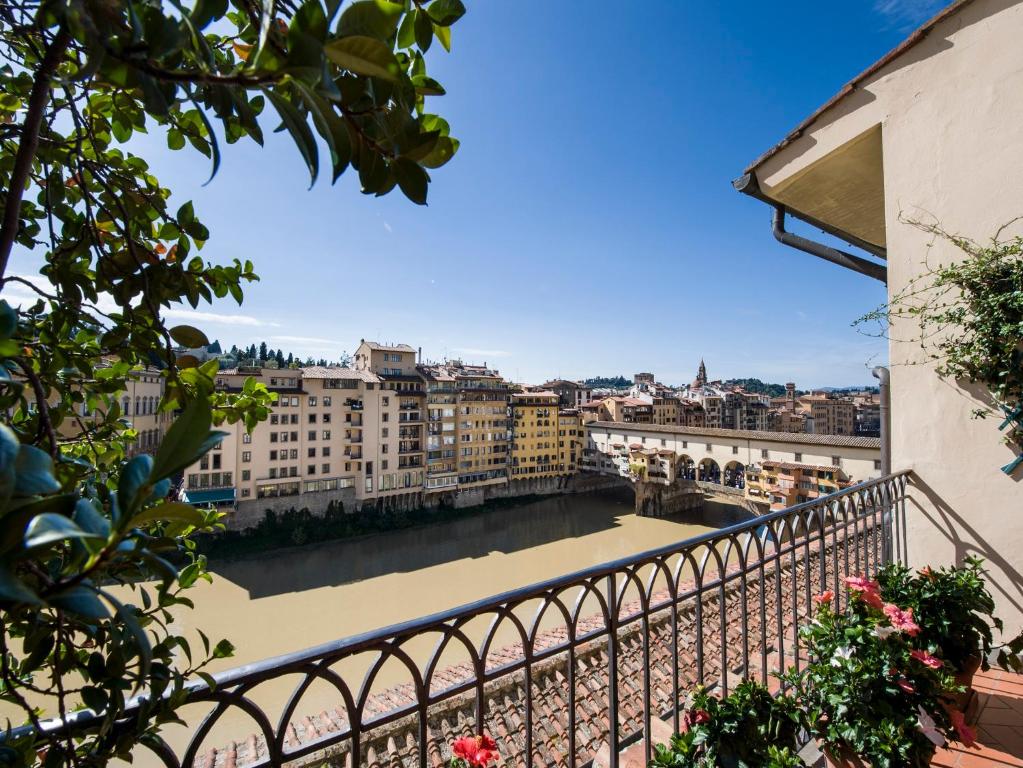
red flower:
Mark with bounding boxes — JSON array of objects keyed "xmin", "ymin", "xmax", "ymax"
[
  {"xmin": 813, "ymin": 590, "xmax": 834, "ymax": 605},
  {"xmin": 919, "ymin": 566, "xmax": 936, "ymax": 581},
  {"xmin": 947, "ymin": 708, "xmax": 977, "ymax": 747},
  {"xmin": 453, "ymin": 735, "xmax": 499, "ymax": 766},
  {"xmin": 897, "ymin": 677, "xmax": 916, "ymax": 694},
  {"xmin": 883, "ymin": 603, "xmax": 921, "ymax": 636},
  {"xmin": 910, "ymin": 649, "xmax": 943, "ymax": 669},
  {"xmin": 681, "ymin": 707, "xmax": 711, "ymax": 731}
]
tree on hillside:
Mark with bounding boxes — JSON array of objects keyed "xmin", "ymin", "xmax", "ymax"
[
  {"xmin": 0, "ymin": 0, "xmax": 464, "ymax": 762},
  {"xmin": 259, "ymin": 340, "xmax": 269, "ymax": 362}
]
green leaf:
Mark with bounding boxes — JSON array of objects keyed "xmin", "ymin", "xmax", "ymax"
[
  {"xmin": 24, "ymin": 513, "xmax": 104, "ymax": 549},
  {"xmin": 337, "ymin": 0, "xmax": 402, "ymax": 40},
  {"xmin": 291, "ymin": 0, "xmax": 328, "ymax": 41},
  {"xmin": 396, "ymin": 9, "xmax": 416, "ymax": 48},
  {"xmin": 411, "ymin": 74, "xmax": 445, "ymax": 96},
  {"xmin": 150, "ymin": 398, "xmax": 216, "ymax": 481},
  {"xmin": 14, "ymin": 444, "xmax": 61, "ymax": 496},
  {"xmin": 80, "ymin": 686, "xmax": 109, "ymax": 714},
  {"xmin": 393, "ymin": 157, "xmax": 429, "ymax": 205},
  {"xmin": 293, "ymin": 81, "xmax": 352, "ymax": 182},
  {"xmin": 324, "ymin": 36, "xmax": 401, "ymax": 81},
  {"xmin": 263, "ymin": 87, "xmax": 319, "ymax": 185},
  {"xmin": 118, "ymin": 455, "xmax": 154, "ymax": 518},
  {"xmin": 212, "ymin": 638, "xmax": 235, "ymax": 659},
  {"xmin": 413, "ymin": 9, "xmax": 432, "ymax": 52},
  {"xmin": 432, "ymin": 21, "xmax": 451, "ymax": 52},
  {"xmin": 169, "ymin": 324, "xmax": 209, "ymax": 348},
  {"xmin": 0, "ymin": 424, "xmax": 19, "ymax": 506},
  {"xmin": 129, "ymin": 501, "xmax": 206, "ymax": 529},
  {"xmin": 0, "ymin": 561, "xmax": 39, "ymax": 605},
  {"xmin": 419, "ymin": 135, "xmax": 458, "ymax": 168},
  {"xmin": 426, "ymin": 0, "xmax": 464, "ymax": 26},
  {"xmin": 49, "ymin": 585, "xmax": 111, "ymax": 619},
  {"xmin": 72, "ymin": 498, "xmax": 111, "ymax": 539},
  {"xmin": 0, "ymin": 301, "xmax": 17, "ymax": 339}
]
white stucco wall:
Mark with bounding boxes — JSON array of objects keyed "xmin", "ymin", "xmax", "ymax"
[{"xmin": 755, "ymin": 0, "xmax": 1023, "ymax": 630}]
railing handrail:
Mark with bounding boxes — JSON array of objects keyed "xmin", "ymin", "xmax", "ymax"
[{"xmin": 5, "ymin": 469, "xmax": 911, "ymax": 758}]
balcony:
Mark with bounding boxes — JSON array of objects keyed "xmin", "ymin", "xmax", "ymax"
[{"xmin": 25, "ymin": 471, "xmax": 1020, "ymax": 768}]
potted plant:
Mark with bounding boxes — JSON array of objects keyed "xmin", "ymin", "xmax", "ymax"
[
  {"xmin": 877, "ymin": 556, "xmax": 1000, "ymax": 702},
  {"xmin": 650, "ymin": 680, "xmax": 805, "ymax": 767},
  {"xmin": 782, "ymin": 579, "xmax": 971, "ymax": 768}
]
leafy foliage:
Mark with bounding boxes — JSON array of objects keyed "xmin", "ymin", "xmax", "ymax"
[
  {"xmin": 877, "ymin": 557, "xmax": 1000, "ymax": 673},
  {"xmin": 782, "ymin": 582, "xmax": 959, "ymax": 768},
  {"xmin": 582, "ymin": 375, "xmax": 629, "ymax": 389},
  {"xmin": 855, "ymin": 221, "xmax": 1023, "ymax": 474},
  {"xmin": 649, "ymin": 680, "xmax": 804, "ymax": 768},
  {"xmin": 0, "ymin": 0, "xmax": 465, "ymax": 762}
]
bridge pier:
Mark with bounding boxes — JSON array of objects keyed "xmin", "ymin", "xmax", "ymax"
[{"xmin": 634, "ymin": 479, "xmax": 706, "ymax": 518}]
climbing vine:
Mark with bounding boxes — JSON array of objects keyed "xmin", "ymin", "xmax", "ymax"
[{"xmin": 855, "ymin": 220, "xmax": 1023, "ymax": 475}]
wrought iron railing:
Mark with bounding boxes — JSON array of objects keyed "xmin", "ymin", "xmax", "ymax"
[{"xmin": 11, "ymin": 472, "xmax": 910, "ymax": 768}]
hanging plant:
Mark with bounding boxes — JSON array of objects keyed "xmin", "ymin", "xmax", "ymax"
[{"xmin": 855, "ymin": 220, "xmax": 1023, "ymax": 475}]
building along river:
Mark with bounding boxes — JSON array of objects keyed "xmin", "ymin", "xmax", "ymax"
[{"xmin": 154, "ymin": 488, "xmax": 753, "ymax": 759}]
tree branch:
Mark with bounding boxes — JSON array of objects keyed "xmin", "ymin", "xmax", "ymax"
[{"xmin": 0, "ymin": 25, "xmax": 71, "ymax": 280}]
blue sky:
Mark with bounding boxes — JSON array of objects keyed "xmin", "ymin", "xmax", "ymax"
[{"xmin": 11, "ymin": 0, "xmax": 949, "ymax": 387}]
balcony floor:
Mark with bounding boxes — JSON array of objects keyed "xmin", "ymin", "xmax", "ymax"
[{"xmin": 934, "ymin": 668, "xmax": 1023, "ymax": 767}]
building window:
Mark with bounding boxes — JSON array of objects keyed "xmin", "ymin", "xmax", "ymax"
[
  {"xmin": 382, "ymin": 413, "xmax": 389, "ymax": 422},
  {"xmin": 322, "ymin": 446, "xmax": 331, "ymax": 457},
  {"xmin": 242, "ymin": 451, "xmax": 251, "ymax": 462},
  {"xmin": 322, "ymin": 463, "xmax": 330, "ymax": 474},
  {"xmin": 382, "ymin": 396, "xmax": 389, "ymax": 406},
  {"xmin": 323, "ymin": 396, "xmax": 332, "ymax": 406},
  {"xmin": 874, "ymin": 460, "xmax": 882, "ymax": 470},
  {"xmin": 705, "ymin": 444, "xmax": 712, "ymax": 452},
  {"xmin": 290, "ymin": 449, "xmax": 298, "ymax": 459},
  {"xmin": 308, "ymin": 448, "xmax": 316, "ymax": 458},
  {"xmin": 322, "ymin": 413, "xmax": 331, "ymax": 424},
  {"xmin": 270, "ymin": 450, "xmax": 278, "ymax": 460},
  {"xmin": 832, "ymin": 456, "xmax": 842, "ymax": 467},
  {"xmin": 761, "ymin": 449, "xmax": 769, "ymax": 459},
  {"xmin": 322, "ymin": 430, "xmax": 331, "ymax": 440},
  {"xmin": 382, "ymin": 460, "xmax": 388, "ymax": 470},
  {"xmin": 242, "ymin": 470, "xmax": 250, "ymax": 481},
  {"xmin": 732, "ymin": 446, "xmax": 739, "ymax": 455},
  {"xmin": 309, "ymin": 413, "xmax": 317, "ymax": 424},
  {"xmin": 307, "ymin": 465, "xmax": 315, "ymax": 475},
  {"xmin": 794, "ymin": 453, "xmax": 803, "ymax": 462},
  {"xmin": 308, "ymin": 430, "xmax": 316, "ymax": 441},
  {"xmin": 309, "ymin": 396, "xmax": 317, "ymax": 406},
  {"xmin": 242, "ymin": 432, "xmax": 251, "ymax": 444},
  {"xmin": 241, "ymin": 488, "xmax": 250, "ymax": 498}
]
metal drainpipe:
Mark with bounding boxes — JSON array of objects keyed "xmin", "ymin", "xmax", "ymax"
[
  {"xmin": 872, "ymin": 366, "xmax": 891, "ymax": 475},
  {"xmin": 772, "ymin": 206, "xmax": 888, "ymax": 285}
]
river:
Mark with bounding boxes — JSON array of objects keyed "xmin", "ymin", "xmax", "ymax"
[{"xmin": 149, "ymin": 489, "xmax": 752, "ymax": 761}]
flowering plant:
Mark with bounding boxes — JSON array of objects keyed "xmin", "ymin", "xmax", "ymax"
[
  {"xmin": 877, "ymin": 557, "xmax": 1001, "ymax": 672},
  {"xmin": 650, "ymin": 680, "xmax": 804, "ymax": 767},
  {"xmin": 782, "ymin": 577, "xmax": 968, "ymax": 768},
  {"xmin": 450, "ymin": 734, "xmax": 499, "ymax": 767}
]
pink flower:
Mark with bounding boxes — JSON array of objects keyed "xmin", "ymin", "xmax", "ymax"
[
  {"xmin": 910, "ymin": 649, "xmax": 943, "ymax": 669},
  {"xmin": 883, "ymin": 603, "xmax": 921, "ymax": 636},
  {"xmin": 897, "ymin": 677, "xmax": 916, "ymax": 694},
  {"xmin": 813, "ymin": 590, "xmax": 834, "ymax": 605},
  {"xmin": 843, "ymin": 576, "xmax": 884, "ymax": 608},
  {"xmin": 947, "ymin": 708, "xmax": 977, "ymax": 747},
  {"xmin": 919, "ymin": 566, "xmax": 936, "ymax": 581}
]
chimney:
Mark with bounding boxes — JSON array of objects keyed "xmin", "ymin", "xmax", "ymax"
[{"xmin": 418, "ymin": 346, "xmax": 422, "ymax": 363}]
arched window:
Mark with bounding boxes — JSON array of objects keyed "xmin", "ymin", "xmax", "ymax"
[
  {"xmin": 122, "ymin": 396, "xmax": 130, "ymax": 415},
  {"xmin": 134, "ymin": 396, "xmax": 141, "ymax": 416}
]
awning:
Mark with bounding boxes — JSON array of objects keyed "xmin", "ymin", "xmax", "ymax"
[{"xmin": 184, "ymin": 488, "xmax": 236, "ymax": 504}]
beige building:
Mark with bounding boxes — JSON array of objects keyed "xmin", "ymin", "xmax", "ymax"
[
  {"xmin": 736, "ymin": 0, "xmax": 1023, "ymax": 627},
  {"xmin": 510, "ymin": 391, "xmax": 560, "ymax": 478},
  {"xmin": 800, "ymin": 393, "xmax": 856, "ymax": 436}
]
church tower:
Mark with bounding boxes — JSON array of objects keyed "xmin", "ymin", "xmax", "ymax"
[{"xmin": 693, "ymin": 358, "xmax": 708, "ymax": 388}]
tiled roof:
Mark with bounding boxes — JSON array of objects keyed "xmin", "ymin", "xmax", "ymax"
[
  {"xmin": 360, "ymin": 341, "xmax": 416, "ymax": 353},
  {"xmin": 301, "ymin": 366, "xmax": 379, "ymax": 382},
  {"xmin": 760, "ymin": 460, "xmax": 842, "ymax": 473},
  {"xmin": 588, "ymin": 421, "xmax": 880, "ymax": 449}
]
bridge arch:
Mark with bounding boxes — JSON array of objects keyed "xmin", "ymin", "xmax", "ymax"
[
  {"xmin": 724, "ymin": 460, "xmax": 745, "ymax": 489},
  {"xmin": 674, "ymin": 454, "xmax": 695, "ymax": 481},
  {"xmin": 698, "ymin": 458, "xmax": 721, "ymax": 483}
]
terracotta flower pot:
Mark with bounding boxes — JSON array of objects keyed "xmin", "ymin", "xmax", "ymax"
[
  {"xmin": 823, "ymin": 745, "xmax": 869, "ymax": 768},
  {"xmin": 952, "ymin": 654, "xmax": 982, "ymax": 713}
]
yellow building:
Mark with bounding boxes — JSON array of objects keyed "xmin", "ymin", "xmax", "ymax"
[
  {"xmin": 652, "ymin": 396, "xmax": 680, "ymax": 426},
  {"xmin": 557, "ymin": 408, "xmax": 584, "ymax": 473},
  {"xmin": 509, "ymin": 391, "xmax": 560, "ymax": 478}
]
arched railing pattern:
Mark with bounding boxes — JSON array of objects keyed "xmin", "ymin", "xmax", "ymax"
[{"xmin": 8, "ymin": 472, "xmax": 909, "ymax": 768}]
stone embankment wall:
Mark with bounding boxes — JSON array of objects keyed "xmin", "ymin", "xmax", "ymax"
[
  {"xmin": 226, "ymin": 473, "xmax": 630, "ymax": 532},
  {"xmin": 191, "ymin": 520, "xmax": 882, "ymax": 768}
]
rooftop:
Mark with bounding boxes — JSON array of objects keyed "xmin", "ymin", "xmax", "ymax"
[{"xmin": 588, "ymin": 420, "xmax": 881, "ymax": 449}]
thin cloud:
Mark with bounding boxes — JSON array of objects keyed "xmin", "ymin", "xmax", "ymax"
[
  {"xmin": 873, "ymin": 0, "xmax": 946, "ymax": 29},
  {"xmin": 271, "ymin": 334, "xmax": 338, "ymax": 346},
  {"xmin": 163, "ymin": 308, "xmax": 279, "ymax": 327},
  {"xmin": 452, "ymin": 347, "xmax": 512, "ymax": 359}
]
